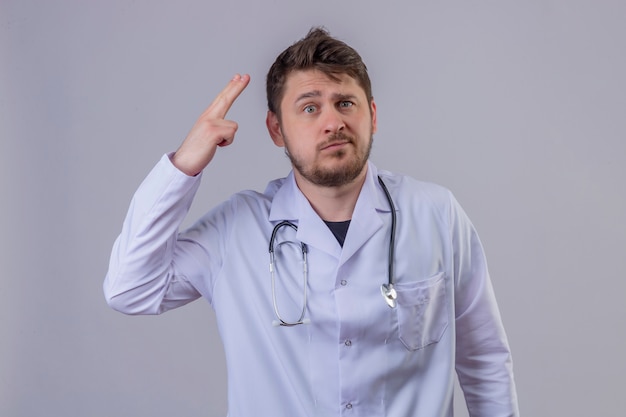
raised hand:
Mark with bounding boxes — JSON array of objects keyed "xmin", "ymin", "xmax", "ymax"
[{"xmin": 172, "ymin": 74, "xmax": 251, "ymax": 176}]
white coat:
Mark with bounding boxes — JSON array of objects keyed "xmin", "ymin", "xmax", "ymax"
[{"xmin": 104, "ymin": 155, "xmax": 519, "ymax": 416}]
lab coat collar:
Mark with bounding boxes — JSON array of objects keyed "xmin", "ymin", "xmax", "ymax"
[{"xmin": 268, "ymin": 162, "xmax": 395, "ymax": 262}]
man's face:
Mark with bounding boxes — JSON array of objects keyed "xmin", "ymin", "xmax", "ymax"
[{"xmin": 267, "ymin": 69, "xmax": 377, "ymax": 188}]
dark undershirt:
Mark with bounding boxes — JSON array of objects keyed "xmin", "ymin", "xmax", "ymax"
[{"xmin": 324, "ymin": 220, "xmax": 351, "ymax": 247}]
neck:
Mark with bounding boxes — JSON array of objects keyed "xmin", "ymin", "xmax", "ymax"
[{"xmin": 293, "ymin": 166, "xmax": 368, "ymax": 222}]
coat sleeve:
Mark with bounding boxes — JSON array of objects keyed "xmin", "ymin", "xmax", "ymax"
[
  {"xmin": 448, "ymin": 193, "xmax": 520, "ymax": 416},
  {"xmin": 103, "ymin": 154, "xmax": 204, "ymax": 315}
]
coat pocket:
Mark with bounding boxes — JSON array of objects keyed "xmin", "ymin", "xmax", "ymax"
[{"xmin": 395, "ymin": 272, "xmax": 448, "ymax": 351}]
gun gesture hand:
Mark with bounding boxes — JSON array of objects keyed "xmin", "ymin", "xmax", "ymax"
[{"xmin": 172, "ymin": 74, "xmax": 250, "ymax": 176}]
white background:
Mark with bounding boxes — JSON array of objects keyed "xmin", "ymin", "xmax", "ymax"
[{"xmin": 2, "ymin": 0, "xmax": 625, "ymax": 416}]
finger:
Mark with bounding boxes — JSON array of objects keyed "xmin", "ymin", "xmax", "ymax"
[
  {"xmin": 185, "ymin": 118, "xmax": 238, "ymax": 148},
  {"xmin": 217, "ymin": 137, "xmax": 233, "ymax": 147},
  {"xmin": 204, "ymin": 73, "xmax": 250, "ymax": 120},
  {"xmin": 214, "ymin": 121, "xmax": 239, "ymax": 147}
]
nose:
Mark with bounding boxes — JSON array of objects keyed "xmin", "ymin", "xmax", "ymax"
[{"xmin": 322, "ymin": 108, "xmax": 345, "ymax": 134}]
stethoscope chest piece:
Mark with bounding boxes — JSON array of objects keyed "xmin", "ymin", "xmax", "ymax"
[{"xmin": 380, "ymin": 283, "xmax": 397, "ymax": 308}]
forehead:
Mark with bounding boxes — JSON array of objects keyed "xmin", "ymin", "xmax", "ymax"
[{"xmin": 282, "ymin": 69, "xmax": 365, "ymax": 101}]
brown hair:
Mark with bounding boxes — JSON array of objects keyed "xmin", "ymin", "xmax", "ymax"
[{"xmin": 266, "ymin": 27, "xmax": 372, "ymax": 117}]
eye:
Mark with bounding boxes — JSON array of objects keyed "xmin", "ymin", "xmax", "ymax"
[
  {"xmin": 339, "ymin": 101, "xmax": 354, "ymax": 109},
  {"xmin": 303, "ymin": 105, "xmax": 317, "ymax": 114}
]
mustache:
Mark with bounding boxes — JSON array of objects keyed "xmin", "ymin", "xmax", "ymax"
[{"xmin": 319, "ymin": 132, "xmax": 354, "ymax": 150}]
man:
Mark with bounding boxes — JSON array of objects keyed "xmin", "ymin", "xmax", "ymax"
[{"xmin": 104, "ymin": 28, "xmax": 519, "ymax": 416}]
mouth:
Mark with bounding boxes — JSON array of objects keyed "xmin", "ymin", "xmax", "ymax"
[
  {"xmin": 319, "ymin": 133, "xmax": 354, "ymax": 151},
  {"xmin": 320, "ymin": 140, "xmax": 350, "ymax": 151}
]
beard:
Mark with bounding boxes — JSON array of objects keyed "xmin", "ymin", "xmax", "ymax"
[{"xmin": 284, "ymin": 131, "xmax": 373, "ymax": 187}]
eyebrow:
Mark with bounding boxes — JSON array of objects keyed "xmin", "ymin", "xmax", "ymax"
[
  {"xmin": 295, "ymin": 91, "xmax": 358, "ymax": 103},
  {"xmin": 295, "ymin": 90, "xmax": 322, "ymax": 103}
]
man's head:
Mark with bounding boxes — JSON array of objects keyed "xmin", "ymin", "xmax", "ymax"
[
  {"xmin": 265, "ymin": 28, "xmax": 377, "ymax": 189},
  {"xmin": 266, "ymin": 27, "xmax": 372, "ymax": 119}
]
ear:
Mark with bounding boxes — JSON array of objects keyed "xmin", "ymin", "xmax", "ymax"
[
  {"xmin": 370, "ymin": 99, "xmax": 378, "ymax": 134},
  {"xmin": 266, "ymin": 111, "xmax": 285, "ymax": 147}
]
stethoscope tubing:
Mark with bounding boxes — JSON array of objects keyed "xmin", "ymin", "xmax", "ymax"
[
  {"xmin": 269, "ymin": 176, "xmax": 397, "ymax": 326},
  {"xmin": 377, "ymin": 176, "xmax": 396, "ymax": 291}
]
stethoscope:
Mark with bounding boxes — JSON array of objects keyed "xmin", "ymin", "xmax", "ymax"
[{"xmin": 268, "ymin": 176, "xmax": 397, "ymax": 327}]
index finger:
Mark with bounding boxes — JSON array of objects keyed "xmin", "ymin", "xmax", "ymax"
[{"xmin": 204, "ymin": 73, "xmax": 251, "ymax": 120}]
